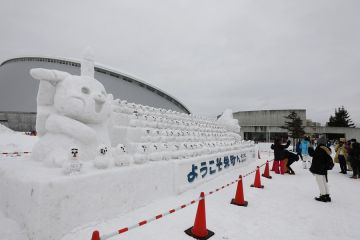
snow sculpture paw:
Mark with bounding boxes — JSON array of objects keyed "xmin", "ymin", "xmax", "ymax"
[{"xmin": 46, "ymin": 152, "xmax": 68, "ymax": 168}]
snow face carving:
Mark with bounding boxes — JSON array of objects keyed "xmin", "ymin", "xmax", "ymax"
[{"xmin": 30, "ymin": 65, "xmax": 112, "ymax": 167}]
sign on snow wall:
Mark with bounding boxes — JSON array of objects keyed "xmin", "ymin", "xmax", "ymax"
[{"xmin": 174, "ymin": 147, "xmax": 256, "ymax": 194}]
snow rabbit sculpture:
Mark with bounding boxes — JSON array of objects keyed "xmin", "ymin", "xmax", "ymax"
[{"xmin": 30, "ymin": 67, "xmax": 112, "ymax": 167}]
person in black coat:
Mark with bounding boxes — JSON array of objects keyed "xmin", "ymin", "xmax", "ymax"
[
  {"xmin": 348, "ymin": 140, "xmax": 360, "ymax": 179},
  {"xmin": 271, "ymin": 138, "xmax": 291, "ymax": 174},
  {"xmin": 309, "ymin": 136, "xmax": 333, "ymax": 202},
  {"xmin": 285, "ymin": 150, "xmax": 299, "ymax": 175}
]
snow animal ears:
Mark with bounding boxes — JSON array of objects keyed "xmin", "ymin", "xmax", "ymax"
[
  {"xmin": 30, "ymin": 68, "xmax": 70, "ymax": 86},
  {"xmin": 30, "ymin": 68, "xmax": 71, "ymax": 106}
]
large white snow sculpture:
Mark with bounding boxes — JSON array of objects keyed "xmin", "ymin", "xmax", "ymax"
[{"xmin": 30, "ymin": 53, "xmax": 112, "ymax": 167}]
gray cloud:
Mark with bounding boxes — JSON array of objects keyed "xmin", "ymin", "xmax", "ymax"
[{"xmin": 0, "ymin": 0, "xmax": 359, "ymax": 125}]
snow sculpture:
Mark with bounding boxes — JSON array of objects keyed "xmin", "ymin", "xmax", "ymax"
[
  {"xmin": 160, "ymin": 143, "xmax": 170, "ymax": 160},
  {"xmin": 149, "ymin": 144, "xmax": 162, "ymax": 161},
  {"xmin": 94, "ymin": 145, "xmax": 111, "ymax": 169},
  {"xmin": 62, "ymin": 146, "xmax": 83, "ymax": 175},
  {"xmin": 113, "ymin": 144, "xmax": 132, "ymax": 166},
  {"xmin": 30, "ymin": 51, "xmax": 112, "ymax": 167},
  {"xmin": 217, "ymin": 109, "xmax": 241, "ymax": 134},
  {"xmin": 134, "ymin": 144, "xmax": 148, "ymax": 164},
  {"xmin": 170, "ymin": 143, "xmax": 180, "ymax": 159}
]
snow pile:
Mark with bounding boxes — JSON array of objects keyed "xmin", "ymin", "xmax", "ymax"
[
  {"xmin": 0, "ymin": 133, "xmax": 37, "ymax": 154},
  {"xmin": 0, "ymin": 123, "xmax": 13, "ymax": 134},
  {"xmin": 0, "ymin": 211, "xmax": 27, "ymax": 240}
]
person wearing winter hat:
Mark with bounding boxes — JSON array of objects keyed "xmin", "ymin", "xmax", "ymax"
[{"xmin": 309, "ymin": 135, "xmax": 334, "ymax": 202}]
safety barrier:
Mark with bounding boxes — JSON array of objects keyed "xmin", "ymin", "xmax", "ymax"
[
  {"xmin": 0, "ymin": 151, "xmax": 31, "ymax": 157},
  {"xmin": 91, "ymin": 159, "xmax": 274, "ymax": 240}
]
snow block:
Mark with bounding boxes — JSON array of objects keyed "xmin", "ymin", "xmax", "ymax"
[
  {"xmin": 0, "ymin": 158, "xmax": 173, "ymax": 240},
  {"xmin": 0, "ymin": 146, "xmax": 255, "ymax": 240}
]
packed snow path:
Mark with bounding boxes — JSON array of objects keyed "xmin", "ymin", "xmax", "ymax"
[{"xmin": 61, "ymin": 154, "xmax": 360, "ymax": 240}]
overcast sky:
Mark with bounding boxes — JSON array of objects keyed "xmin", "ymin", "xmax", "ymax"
[{"xmin": 0, "ymin": 0, "xmax": 359, "ymax": 126}]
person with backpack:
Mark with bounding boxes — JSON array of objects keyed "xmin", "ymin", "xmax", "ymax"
[{"xmin": 309, "ymin": 135, "xmax": 334, "ymax": 202}]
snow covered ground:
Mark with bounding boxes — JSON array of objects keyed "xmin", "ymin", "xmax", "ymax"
[{"xmin": 1, "ymin": 132, "xmax": 360, "ymax": 240}]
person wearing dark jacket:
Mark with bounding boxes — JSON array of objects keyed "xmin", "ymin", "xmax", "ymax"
[
  {"xmin": 271, "ymin": 138, "xmax": 291, "ymax": 174},
  {"xmin": 309, "ymin": 136, "xmax": 333, "ymax": 202},
  {"xmin": 348, "ymin": 140, "xmax": 360, "ymax": 179},
  {"xmin": 285, "ymin": 150, "xmax": 299, "ymax": 175}
]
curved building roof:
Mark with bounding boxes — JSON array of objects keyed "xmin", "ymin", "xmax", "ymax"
[{"xmin": 0, "ymin": 56, "xmax": 190, "ymax": 114}]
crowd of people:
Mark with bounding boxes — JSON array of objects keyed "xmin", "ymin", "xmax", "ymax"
[{"xmin": 271, "ymin": 135, "xmax": 360, "ymax": 203}]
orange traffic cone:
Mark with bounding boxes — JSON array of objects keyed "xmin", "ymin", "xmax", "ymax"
[
  {"xmin": 271, "ymin": 160, "xmax": 275, "ymax": 171},
  {"xmin": 91, "ymin": 230, "xmax": 100, "ymax": 240},
  {"xmin": 185, "ymin": 192, "xmax": 215, "ymax": 240},
  {"xmin": 251, "ymin": 166, "xmax": 264, "ymax": 188},
  {"xmin": 262, "ymin": 161, "xmax": 272, "ymax": 179},
  {"xmin": 231, "ymin": 175, "xmax": 248, "ymax": 207}
]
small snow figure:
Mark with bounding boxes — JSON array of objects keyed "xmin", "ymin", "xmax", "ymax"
[
  {"xmin": 63, "ymin": 147, "xmax": 82, "ymax": 175},
  {"xmin": 113, "ymin": 144, "xmax": 132, "ymax": 167},
  {"xmin": 71, "ymin": 147, "xmax": 79, "ymax": 158},
  {"xmin": 134, "ymin": 144, "xmax": 148, "ymax": 164},
  {"xmin": 161, "ymin": 143, "xmax": 170, "ymax": 160},
  {"xmin": 149, "ymin": 144, "xmax": 162, "ymax": 161},
  {"xmin": 94, "ymin": 145, "xmax": 111, "ymax": 169}
]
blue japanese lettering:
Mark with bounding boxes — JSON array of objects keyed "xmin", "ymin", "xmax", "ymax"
[
  {"xmin": 200, "ymin": 161, "xmax": 208, "ymax": 178},
  {"xmin": 209, "ymin": 160, "xmax": 216, "ymax": 174},
  {"xmin": 187, "ymin": 164, "xmax": 198, "ymax": 183},
  {"xmin": 216, "ymin": 158, "xmax": 223, "ymax": 171},
  {"xmin": 224, "ymin": 156, "xmax": 230, "ymax": 168},
  {"xmin": 230, "ymin": 155, "xmax": 236, "ymax": 166}
]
